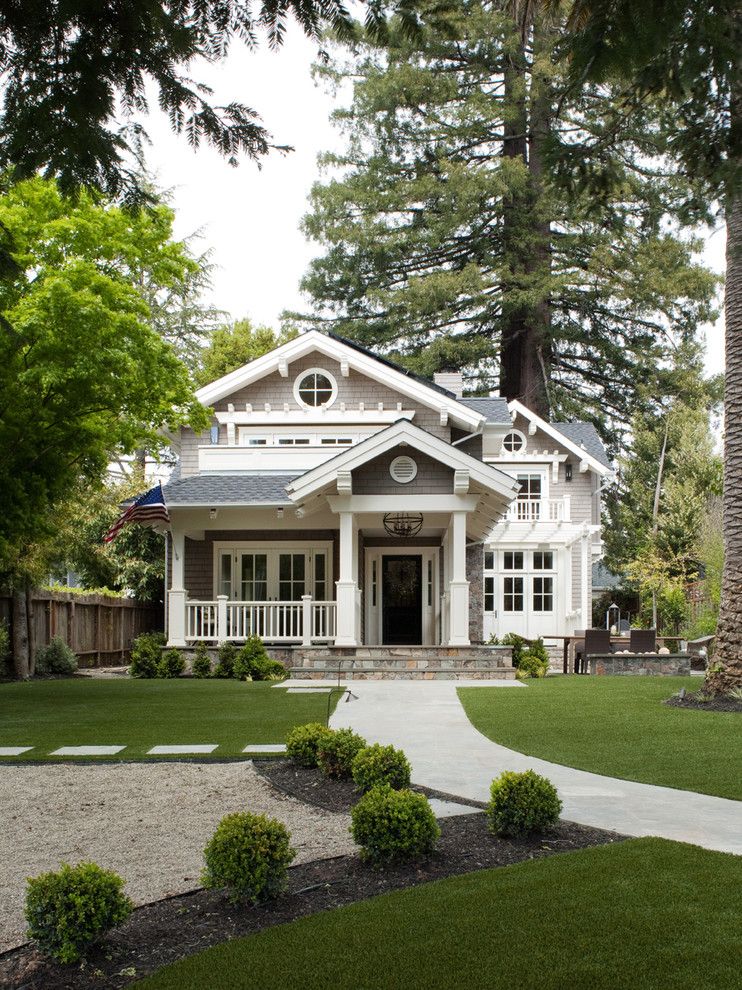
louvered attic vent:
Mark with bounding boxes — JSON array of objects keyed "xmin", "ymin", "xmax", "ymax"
[{"xmin": 389, "ymin": 456, "xmax": 418, "ymax": 483}]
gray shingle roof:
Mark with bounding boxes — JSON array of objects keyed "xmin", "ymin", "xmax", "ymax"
[
  {"xmin": 555, "ymin": 422, "xmax": 611, "ymax": 467},
  {"xmin": 458, "ymin": 396, "xmax": 512, "ymax": 424},
  {"xmin": 162, "ymin": 474, "xmax": 300, "ymax": 506}
]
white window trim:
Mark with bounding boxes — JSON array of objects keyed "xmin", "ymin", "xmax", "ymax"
[
  {"xmin": 212, "ymin": 541, "xmax": 334, "ymax": 602},
  {"xmin": 502, "ymin": 429, "xmax": 527, "ymax": 454},
  {"xmin": 293, "ymin": 367, "xmax": 338, "ymax": 409}
]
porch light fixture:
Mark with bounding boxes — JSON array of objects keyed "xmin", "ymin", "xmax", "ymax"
[
  {"xmin": 565, "ymin": 462, "xmax": 573, "ymax": 482},
  {"xmin": 209, "ymin": 508, "xmax": 218, "ymax": 520},
  {"xmin": 276, "ymin": 507, "xmax": 284, "ymax": 520},
  {"xmin": 383, "ymin": 512, "xmax": 424, "ymax": 539}
]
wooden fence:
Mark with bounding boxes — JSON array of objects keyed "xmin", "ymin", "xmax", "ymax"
[{"xmin": 0, "ymin": 590, "xmax": 163, "ymax": 668}]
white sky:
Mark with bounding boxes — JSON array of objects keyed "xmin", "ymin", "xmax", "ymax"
[{"xmin": 142, "ymin": 34, "xmax": 726, "ymax": 378}]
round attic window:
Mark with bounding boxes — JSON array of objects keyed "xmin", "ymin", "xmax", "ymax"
[
  {"xmin": 502, "ymin": 430, "xmax": 526, "ymax": 453},
  {"xmin": 294, "ymin": 368, "xmax": 338, "ymax": 408},
  {"xmin": 390, "ymin": 455, "xmax": 417, "ymax": 484}
]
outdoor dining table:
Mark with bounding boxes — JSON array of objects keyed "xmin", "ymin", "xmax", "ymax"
[{"xmin": 547, "ymin": 634, "xmax": 686, "ymax": 674}]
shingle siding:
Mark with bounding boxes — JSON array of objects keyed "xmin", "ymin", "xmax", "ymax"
[{"xmin": 353, "ymin": 446, "xmax": 454, "ymax": 495}]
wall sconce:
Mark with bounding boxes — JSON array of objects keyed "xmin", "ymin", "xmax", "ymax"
[
  {"xmin": 209, "ymin": 507, "xmax": 218, "ymax": 520},
  {"xmin": 565, "ymin": 463, "xmax": 573, "ymax": 483},
  {"xmin": 276, "ymin": 507, "xmax": 284, "ymax": 520}
]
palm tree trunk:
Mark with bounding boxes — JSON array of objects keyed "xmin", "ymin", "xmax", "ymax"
[{"xmin": 706, "ymin": 177, "xmax": 742, "ymax": 693}]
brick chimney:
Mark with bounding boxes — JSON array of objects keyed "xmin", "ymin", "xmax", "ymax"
[{"xmin": 433, "ymin": 371, "xmax": 463, "ymax": 398}]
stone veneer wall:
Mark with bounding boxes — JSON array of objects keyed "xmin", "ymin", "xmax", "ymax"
[
  {"xmin": 466, "ymin": 545, "xmax": 484, "ymax": 643},
  {"xmin": 589, "ymin": 654, "xmax": 691, "ymax": 676}
]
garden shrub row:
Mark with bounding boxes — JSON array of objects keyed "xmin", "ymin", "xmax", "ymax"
[
  {"xmin": 128, "ymin": 634, "xmax": 287, "ymax": 681},
  {"xmin": 25, "ymin": 726, "xmax": 561, "ymax": 965}
]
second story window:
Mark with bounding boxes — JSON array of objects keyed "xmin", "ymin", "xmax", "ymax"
[
  {"xmin": 294, "ymin": 368, "xmax": 338, "ymax": 408},
  {"xmin": 503, "ymin": 430, "xmax": 526, "ymax": 453}
]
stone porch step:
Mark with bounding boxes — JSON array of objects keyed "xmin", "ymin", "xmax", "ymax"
[
  {"xmin": 295, "ymin": 656, "xmax": 512, "ymax": 672},
  {"xmin": 288, "ymin": 666, "xmax": 516, "ymax": 681}
]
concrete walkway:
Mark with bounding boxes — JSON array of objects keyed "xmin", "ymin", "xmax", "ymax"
[{"xmin": 327, "ymin": 680, "xmax": 742, "ymax": 855}]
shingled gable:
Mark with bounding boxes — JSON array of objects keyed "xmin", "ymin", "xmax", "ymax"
[
  {"xmin": 507, "ymin": 399, "xmax": 613, "ymax": 476},
  {"xmin": 194, "ymin": 330, "xmax": 486, "ymax": 431},
  {"xmin": 285, "ymin": 419, "xmax": 520, "ymax": 540}
]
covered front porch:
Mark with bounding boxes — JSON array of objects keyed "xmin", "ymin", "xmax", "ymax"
[
  {"xmin": 166, "ymin": 501, "xmax": 486, "ymax": 649},
  {"xmin": 164, "ymin": 419, "xmax": 520, "ymax": 649}
]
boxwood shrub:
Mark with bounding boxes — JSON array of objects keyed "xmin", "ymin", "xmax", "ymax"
[
  {"xmin": 158, "ymin": 648, "xmax": 185, "ymax": 678},
  {"xmin": 201, "ymin": 812, "xmax": 296, "ymax": 904},
  {"xmin": 213, "ymin": 642, "xmax": 238, "ymax": 679},
  {"xmin": 286, "ymin": 722, "xmax": 332, "ymax": 767},
  {"xmin": 351, "ymin": 785, "xmax": 440, "ymax": 862},
  {"xmin": 487, "ymin": 770, "xmax": 562, "ymax": 836},
  {"xmin": 25, "ymin": 862, "xmax": 133, "ymax": 963},
  {"xmin": 129, "ymin": 631, "xmax": 166, "ymax": 678},
  {"xmin": 234, "ymin": 637, "xmax": 286, "ymax": 681},
  {"xmin": 317, "ymin": 727, "xmax": 367, "ymax": 779},
  {"xmin": 352, "ymin": 743, "xmax": 411, "ymax": 792},
  {"xmin": 191, "ymin": 642, "xmax": 212, "ymax": 678}
]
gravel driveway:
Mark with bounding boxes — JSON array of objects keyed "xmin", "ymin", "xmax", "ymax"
[{"xmin": 0, "ymin": 762, "xmax": 355, "ymax": 953}]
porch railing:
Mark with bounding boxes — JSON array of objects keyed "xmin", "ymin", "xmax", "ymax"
[
  {"xmin": 185, "ymin": 596, "xmax": 336, "ymax": 645},
  {"xmin": 505, "ymin": 497, "xmax": 570, "ymax": 523}
]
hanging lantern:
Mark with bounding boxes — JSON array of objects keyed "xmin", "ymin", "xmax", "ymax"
[{"xmin": 383, "ymin": 512, "xmax": 424, "ymax": 538}]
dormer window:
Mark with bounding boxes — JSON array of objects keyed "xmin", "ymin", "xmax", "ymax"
[
  {"xmin": 294, "ymin": 368, "xmax": 337, "ymax": 408},
  {"xmin": 503, "ymin": 430, "xmax": 526, "ymax": 453}
]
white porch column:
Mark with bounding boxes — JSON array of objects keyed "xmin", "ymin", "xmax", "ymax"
[
  {"xmin": 447, "ymin": 510, "xmax": 470, "ymax": 646},
  {"xmin": 168, "ymin": 529, "xmax": 187, "ymax": 646},
  {"xmin": 580, "ymin": 531, "xmax": 590, "ymax": 629},
  {"xmin": 335, "ymin": 511, "xmax": 359, "ymax": 646}
]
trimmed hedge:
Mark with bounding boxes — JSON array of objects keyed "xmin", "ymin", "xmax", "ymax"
[
  {"xmin": 286, "ymin": 722, "xmax": 332, "ymax": 767},
  {"xmin": 158, "ymin": 648, "xmax": 185, "ymax": 678},
  {"xmin": 128, "ymin": 631, "xmax": 166, "ymax": 678},
  {"xmin": 487, "ymin": 770, "xmax": 562, "ymax": 836},
  {"xmin": 351, "ymin": 785, "xmax": 440, "ymax": 862},
  {"xmin": 25, "ymin": 862, "xmax": 132, "ymax": 963},
  {"xmin": 352, "ymin": 743, "xmax": 411, "ymax": 792},
  {"xmin": 191, "ymin": 642, "xmax": 212, "ymax": 678},
  {"xmin": 317, "ymin": 728, "xmax": 367, "ymax": 779},
  {"xmin": 202, "ymin": 812, "xmax": 296, "ymax": 904}
]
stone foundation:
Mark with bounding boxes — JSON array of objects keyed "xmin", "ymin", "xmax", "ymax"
[{"xmin": 589, "ymin": 654, "xmax": 691, "ymax": 676}]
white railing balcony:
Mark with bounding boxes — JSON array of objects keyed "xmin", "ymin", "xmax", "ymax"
[
  {"xmin": 505, "ymin": 497, "xmax": 571, "ymax": 523},
  {"xmin": 184, "ymin": 596, "xmax": 337, "ymax": 645}
]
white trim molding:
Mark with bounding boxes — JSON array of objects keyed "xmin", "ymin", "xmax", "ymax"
[{"xmin": 195, "ymin": 331, "xmax": 487, "ymax": 431}]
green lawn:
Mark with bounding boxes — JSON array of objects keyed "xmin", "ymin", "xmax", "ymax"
[
  {"xmin": 459, "ymin": 676, "xmax": 741, "ymax": 800},
  {"xmin": 0, "ymin": 679, "xmax": 339, "ymax": 760},
  {"xmin": 135, "ymin": 838, "xmax": 742, "ymax": 990}
]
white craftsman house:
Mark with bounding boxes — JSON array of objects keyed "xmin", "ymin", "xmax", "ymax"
[{"xmin": 162, "ymin": 331, "xmax": 612, "ymax": 653}]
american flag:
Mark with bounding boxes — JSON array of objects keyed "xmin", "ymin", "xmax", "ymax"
[{"xmin": 104, "ymin": 483, "xmax": 170, "ymax": 543}]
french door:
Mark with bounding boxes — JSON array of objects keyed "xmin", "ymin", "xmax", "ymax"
[{"xmin": 215, "ymin": 544, "xmax": 331, "ymax": 603}]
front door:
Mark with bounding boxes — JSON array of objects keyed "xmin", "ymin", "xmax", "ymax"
[{"xmin": 382, "ymin": 555, "xmax": 422, "ymax": 645}]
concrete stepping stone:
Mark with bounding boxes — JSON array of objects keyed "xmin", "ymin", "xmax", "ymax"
[
  {"xmin": 147, "ymin": 745, "xmax": 218, "ymax": 755},
  {"xmin": 52, "ymin": 745, "xmax": 125, "ymax": 756},
  {"xmin": 0, "ymin": 747, "xmax": 33, "ymax": 756},
  {"xmin": 427, "ymin": 797, "xmax": 481, "ymax": 819},
  {"xmin": 243, "ymin": 744, "xmax": 287, "ymax": 754},
  {"xmin": 286, "ymin": 687, "xmax": 332, "ymax": 694}
]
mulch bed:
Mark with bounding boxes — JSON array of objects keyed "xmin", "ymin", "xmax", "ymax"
[
  {"xmin": 0, "ymin": 764, "xmax": 626, "ymax": 990},
  {"xmin": 665, "ymin": 691, "xmax": 742, "ymax": 713},
  {"xmin": 254, "ymin": 758, "xmax": 484, "ymax": 813}
]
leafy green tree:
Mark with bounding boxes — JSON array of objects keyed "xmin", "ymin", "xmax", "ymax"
[
  {"xmin": 0, "ymin": 178, "xmax": 208, "ymax": 676},
  {"xmin": 295, "ymin": 1, "xmax": 717, "ymax": 431},
  {"xmin": 195, "ymin": 319, "xmax": 297, "ymax": 386},
  {"xmin": 546, "ymin": 0, "xmax": 738, "ymax": 689},
  {"xmin": 47, "ymin": 476, "xmax": 166, "ymax": 603},
  {"xmin": 605, "ymin": 352, "xmax": 722, "ymax": 632},
  {"xmin": 0, "ymin": 1, "xmax": 419, "ymax": 204}
]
